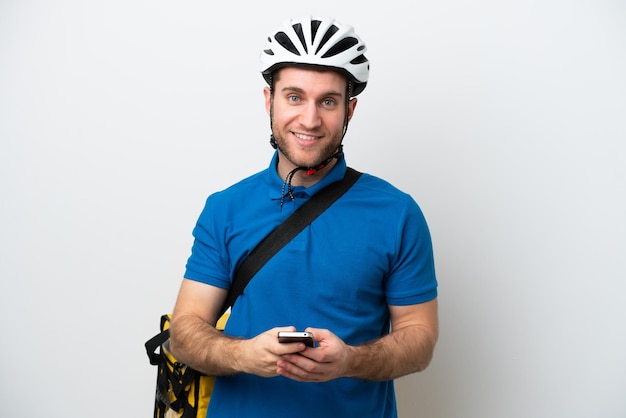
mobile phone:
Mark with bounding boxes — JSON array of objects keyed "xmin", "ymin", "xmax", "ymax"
[{"xmin": 277, "ymin": 331, "xmax": 314, "ymax": 347}]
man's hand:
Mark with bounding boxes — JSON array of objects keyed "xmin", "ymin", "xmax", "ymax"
[
  {"xmin": 239, "ymin": 326, "xmax": 311, "ymax": 377},
  {"xmin": 276, "ymin": 328, "xmax": 350, "ymax": 382},
  {"xmin": 275, "ymin": 299, "xmax": 439, "ymax": 382}
]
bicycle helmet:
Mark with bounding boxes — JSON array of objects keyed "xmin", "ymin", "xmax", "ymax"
[{"xmin": 260, "ymin": 16, "xmax": 369, "ymax": 96}]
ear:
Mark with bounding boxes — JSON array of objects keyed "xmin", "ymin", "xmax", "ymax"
[
  {"xmin": 347, "ymin": 97, "xmax": 358, "ymax": 122},
  {"xmin": 263, "ymin": 87, "xmax": 272, "ymax": 115}
]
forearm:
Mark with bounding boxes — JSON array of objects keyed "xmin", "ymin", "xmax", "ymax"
[
  {"xmin": 345, "ymin": 325, "xmax": 437, "ymax": 381},
  {"xmin": 169, "ymin": 313, "xmax": 245, "ymax": 376}
]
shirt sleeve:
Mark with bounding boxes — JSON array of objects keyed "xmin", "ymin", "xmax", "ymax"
[
  {"xmin": 184, "ymin": 196, "xmax": 232, "ymax": 290},
  {"xmin": 384, "ymin": 196, "xmax": 438, "ymax": 305}
]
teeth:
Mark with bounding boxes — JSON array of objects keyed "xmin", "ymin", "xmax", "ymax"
[{"xmin": 294, "ymin": 133, "xmax": 317, "ymax": 141}]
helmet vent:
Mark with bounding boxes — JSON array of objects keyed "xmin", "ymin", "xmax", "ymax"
[
  {"xmin": 322, "ymin": 37, "xmax": 358, "ymax": 58},
  {"xmin": 315, "ymin": 25, "xmax": 339, "ymax": 55},
  {"xmin": 350, "ymin": 54, "xmax": 368, "ymax": 65},
  {"xmin": 311, "ymin": 20, "xmax": 322, "ymax": 42},
  {"xmin": 291, "ymin": 23, "xmax": 308, "ymax": 54},
  {"xmin": 275, "ymin": 31, "xmax": 301, "ymax": 56}
]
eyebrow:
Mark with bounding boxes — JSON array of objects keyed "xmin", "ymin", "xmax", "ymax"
[{"xmin": 280, "ymin": 86, "xmax": 345, "ymax": 99}]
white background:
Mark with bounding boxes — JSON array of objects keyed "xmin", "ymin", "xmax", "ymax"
[{"xmin": 1, "ymin": 1, "xmax": 625, "ymax": 417}]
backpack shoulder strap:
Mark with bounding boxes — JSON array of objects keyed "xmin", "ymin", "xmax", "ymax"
[{"xmin": 220, "ymin": 167, "xmax": 362, "ymax": 314}]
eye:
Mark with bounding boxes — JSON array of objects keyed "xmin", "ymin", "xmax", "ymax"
[
  {"xmin": 287, "ymin": 95, "xmax": 300, "ymax": 103},
  {"xmin": 322, "ymin": 98, "xmax": 337, "ymax": 107}
]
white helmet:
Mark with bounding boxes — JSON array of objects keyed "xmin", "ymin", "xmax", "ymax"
[{"xmin": 260, "ymin": 16, "xmax": 369, "ymax": 96}]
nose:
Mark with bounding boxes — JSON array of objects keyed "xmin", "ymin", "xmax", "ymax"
[{"xmin": 300, "ymin": 102, "xmax": 322, "ymax": 129}]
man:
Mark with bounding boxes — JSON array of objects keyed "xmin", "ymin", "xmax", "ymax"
[{"xmin": 170, "ymin": 16, "xmax": 438, "ymax": 417}]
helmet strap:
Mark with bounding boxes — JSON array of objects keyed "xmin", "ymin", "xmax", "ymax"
[{"xmin": 279, "ymin": 146, "xmax": 343, "ymax": 209}]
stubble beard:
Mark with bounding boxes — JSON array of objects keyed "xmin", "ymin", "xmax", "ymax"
[{"xmin": 272, "ymin": 128, "xmax": 342, "ymax": 170}]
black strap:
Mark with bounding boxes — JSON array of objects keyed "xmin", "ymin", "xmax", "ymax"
[{"xmin": 220, "ymin": 167, "xmax": 362, "ymax": 314}]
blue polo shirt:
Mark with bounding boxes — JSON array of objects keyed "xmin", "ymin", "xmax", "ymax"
[{"xmin": 185, "ymin": 152, "xmax": 437, "ymax": 418}]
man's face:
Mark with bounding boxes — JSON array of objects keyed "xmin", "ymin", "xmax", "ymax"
[{"xmin": 264, "ymin": 67, "xmax": 357, "ymax": 176}]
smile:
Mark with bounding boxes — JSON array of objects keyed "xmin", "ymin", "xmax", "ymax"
[{"xmin": 293, "ymin": 132, "xmax": 319, "ymax": 141}]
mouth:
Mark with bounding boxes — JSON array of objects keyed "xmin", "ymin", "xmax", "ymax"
[{"xmin": 293, "ymin": 132, "xmax": 321, "ymax": 142}]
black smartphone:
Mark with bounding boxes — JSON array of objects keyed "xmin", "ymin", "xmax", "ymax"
[{"xmin": 277, "ymin": 331, "xmax": 314, "ymax": 347}]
